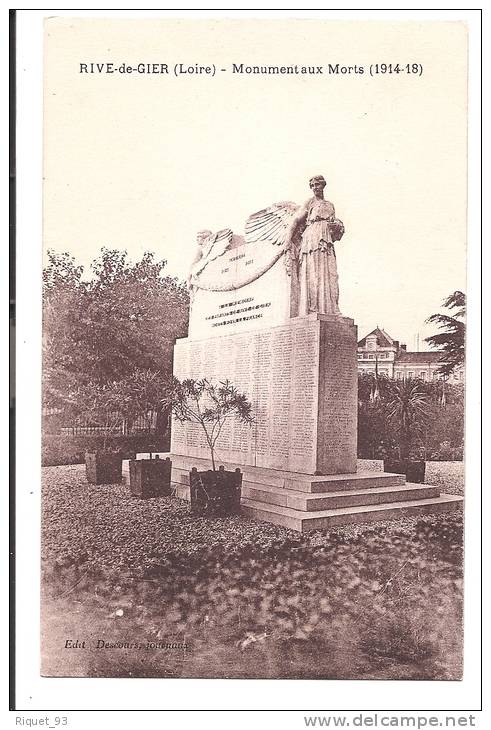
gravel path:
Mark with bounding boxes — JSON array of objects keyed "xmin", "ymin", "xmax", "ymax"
[{"xmin": 358, "ymin": 459, "xmax": 464, "ymax": 495}]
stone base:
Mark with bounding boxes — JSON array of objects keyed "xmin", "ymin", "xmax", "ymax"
[
  {"xmin": 171, "ymin": 314, "xmax": 358, "ymax": 475},
  {"xmin": 123, "ymin": 453, "xmax": 463, "ymax": 533},
  {"xmin": 241, "ymin": 494, "xmax": 463, "ymax": 532}
]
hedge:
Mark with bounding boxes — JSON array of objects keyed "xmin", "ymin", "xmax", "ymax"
[{"xmin": 42, "ymin": 433, "xmax": 170, "ymax": 467}]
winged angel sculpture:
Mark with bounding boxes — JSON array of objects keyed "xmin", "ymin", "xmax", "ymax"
[{"xmin": 188, "ymin": 176, "xmax": 345, "ymax": 316}]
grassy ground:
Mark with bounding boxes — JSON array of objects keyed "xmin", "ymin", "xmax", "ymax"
[{"xmin": 41, "ymin": 461, "xmax": 463, "ymax": 680}]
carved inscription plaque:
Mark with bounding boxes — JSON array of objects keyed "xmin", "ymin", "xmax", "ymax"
[
  {"xmin": 188, "ymin": 245, "xmax": 292, "ymax": 340},
  {"xmin": 317, "ymin": 318, "xmax": 358, "ymax": 474},
  {"xmin": 171, "ymin": 315, "xmax": 357, "ymax": 475}
]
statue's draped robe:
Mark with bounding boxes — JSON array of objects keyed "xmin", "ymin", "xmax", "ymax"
[{"xmin": 298, "ymin": 198, "xmax": 340, "ymax": 316}]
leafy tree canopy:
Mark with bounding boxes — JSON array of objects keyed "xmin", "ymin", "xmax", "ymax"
[
  {"xmin": 43, "ymin": 248, "xmax": 189, "ymax": 409},
  {"xmin": 425, "ymin": 291, "xmax": 466, "ymax": 377},
  {"xmin": 171, "ymin": 377, "xmax": 254, "ymax": 470}
]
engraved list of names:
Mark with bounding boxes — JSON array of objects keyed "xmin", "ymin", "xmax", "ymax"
[{"xmin": 171, "ymin": 320, "xmax": 320, "ymax": 473}]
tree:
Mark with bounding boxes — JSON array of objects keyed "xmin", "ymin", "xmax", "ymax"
[
  {"xmin": 384, "ymin": 379, "xmax": 431, "ymax": 459},
  {"xmin": 357, "ymin": 374, "xmax": 395, "ymax": 458},
  {"xmin": 424, "ymin": 380, "xmax": 464, "ymax": 454},
  {"xmin": 117, "ymin": 368, "xmax": 171, "ymax": 434},
  {"xmin": 171, "ymin": 378, "xmax": 254, "ymax": 471},
  {"xmin": 64, "ymin": 380, "xmax": 128, "ymax": 450},
  {"xmin": 64, "ymin": 369, "xmax": 170, "ymax": 449},
  {"xmin": 356, "ymin": 373, "xmax": 464, "ymax": 460},
  {"xmin": 425, "ymin": 291, "xmax": 466, "ymax": 377},
  {"xmin": 81, "ymin": 248, "xmax": 189, "ymax": 383},
  {"xmin": 42, "ymin": 251, "xmax": 88, "ymax": 409},
  {"xmin": 42, "ymin": 248, "xmax": 189, "ymax": 410}
]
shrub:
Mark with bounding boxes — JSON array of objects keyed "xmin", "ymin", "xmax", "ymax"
[
  {"xmin": 171, "ymin": 377, "xmax": 253, "ymax": 471},
  {"xmin": 42, "ymin": 433, "xmax": 170, "ymax": 466},
  {"xmin": 357, "ymin": 374, "xmax": 464, "ymax": 460}
]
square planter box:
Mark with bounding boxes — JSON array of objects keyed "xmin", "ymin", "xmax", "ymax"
[
  {"xmin": 129, "ymin": 457, "xmax": 172, "ymax": 498},
  {"xmin": 85, "ymin": 452, "xmax": 123, "ymax": 485},
  {"xmin": 384, "ymin": 458, "xmax": 426, "ymax": 484},
  {"xmin": 189, "ymin": 466, "xmax": 242, "ymax": 516}
]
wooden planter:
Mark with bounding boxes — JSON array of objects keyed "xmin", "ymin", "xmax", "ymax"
[
  {"xmin": 129, "ymin": 457, "xmax": 172, "ymax": 498},
  {"xmin": 189, "ymin": 466, "xmax": 242, "ymax": 516},
  {"xmin": 383, "ymin": 458, "xmax": 426, "ymax": 484},
  {"xmin": 85, "ymin": 452, "xmax": 123, "ymax": 485}
]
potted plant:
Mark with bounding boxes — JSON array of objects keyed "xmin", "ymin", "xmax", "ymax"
[
  {"xmin": 73, "ymin": 380, "xmax": 127, "ymax": 485},
  {"xmin": 121, "ymin": 369, "xmax": 174, "ymax": 497},
  {"xmin": 129, "ymin": 454, "xmax": 172, "ymax": 498},
  {"xmin": 170, "ymin": 377, "xmax": 253, "ymax": 516},
  {"xmin": 383, "ymin": 378, "xmax": 430, "ymax": 483}
]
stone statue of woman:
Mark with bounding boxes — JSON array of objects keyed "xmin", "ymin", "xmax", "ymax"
[
  {"xmin": 286, "ymin": 175, "xmax": 344, "ymax": 316},
  {"xmin": 185, "ymin": 177, "xmax": 344, "ymax": 316}
]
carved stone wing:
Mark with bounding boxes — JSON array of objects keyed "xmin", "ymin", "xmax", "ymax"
[
  {"xmin": 192, "ymin": 228, "xmax": 234, "ymax": 279},
  {"xmin": 201, "ymin": 228, "xmax": 234, "ymax": 263},
  {"xmin": 245, "ymin": 201, "xmax": 299, "ymax": 247},
  {"xmin": 190, "ymin": 203, "xmax": 301, "ymax": 293}
]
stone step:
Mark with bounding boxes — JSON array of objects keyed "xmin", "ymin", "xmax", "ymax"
[
  {"xmin": 164, "ymin": 462, "xmax": 405, "ymax": 494},
  {"xmin": 170, "ymin": 467, "xmax": 405, "ymax": 496},
  {"xmin": 286, "ymin": 472, "xmax": 406, "ymax": 493},
  {"xmin": 242, "ymin": 482, "xmax": 440, "ymax": 511},
  {"xmin": 241, "ymin": 494, "xmax": 463, "ymax": 533},
  {"xmin": 134, "ymin": 453, "xmax": 408, "ymax": 490}
]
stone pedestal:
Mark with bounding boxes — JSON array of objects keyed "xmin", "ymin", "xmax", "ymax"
[
  {"xmin": 171, "ymin": 314, "xmax": 358, "ymax": 475},
  {"xmin": 161, "ymin": 194, "xmax": 465, "ymax": 531}
]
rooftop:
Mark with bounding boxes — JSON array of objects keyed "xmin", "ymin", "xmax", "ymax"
[{"xmin": 358, "ymin": 327, "xmax": 397, "ymax": 349}]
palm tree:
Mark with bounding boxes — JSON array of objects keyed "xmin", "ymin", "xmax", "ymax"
[
  {"xmin": 425, "ymin": 291, "xmax": 466, "ymax": 377},
  {"xmin": 385, "ymin": 379, "xmax": 430, "ymax": 460}
]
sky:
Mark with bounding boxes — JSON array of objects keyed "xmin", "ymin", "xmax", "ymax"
[{"xmin": 43, "ymin": 17, "xmax": 467, "ymax": 350}]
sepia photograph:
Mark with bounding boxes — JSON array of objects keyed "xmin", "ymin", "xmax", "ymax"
[{"xmin": 29, "ymin": 12, "xmax": 474, "ymax": 696}]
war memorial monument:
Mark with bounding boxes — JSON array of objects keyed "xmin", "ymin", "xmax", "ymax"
[{"xmin": 151, "ymin": 175, "xmax": 462, "ymax": 531}]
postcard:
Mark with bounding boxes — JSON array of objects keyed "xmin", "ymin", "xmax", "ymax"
[{"xmin": 13, "ymin": 9, "xmax": 483, "ymax": 717}]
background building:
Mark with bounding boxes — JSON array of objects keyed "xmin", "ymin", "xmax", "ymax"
[{"xmin": 357, "ymin": 327, "xmax": 464, "ymax": 383}]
